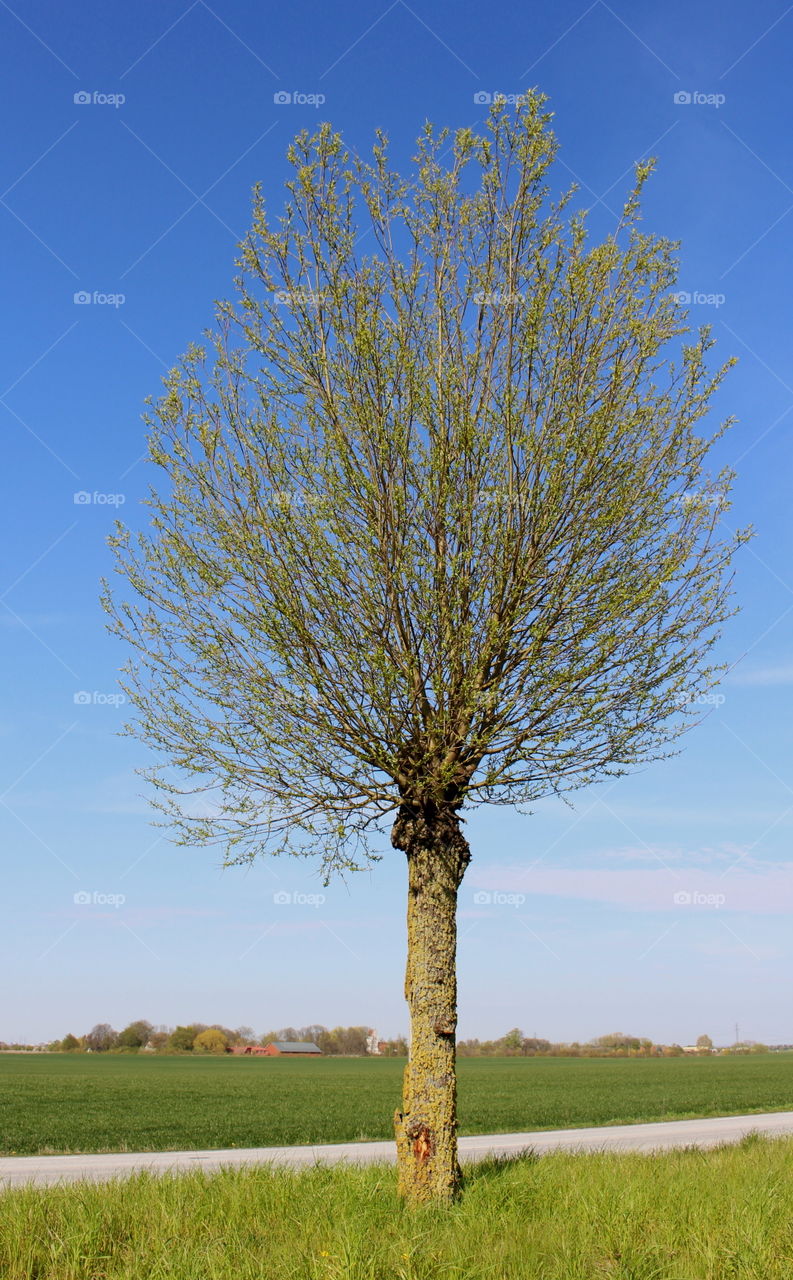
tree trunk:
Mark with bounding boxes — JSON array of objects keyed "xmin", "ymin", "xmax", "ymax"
[{"xmin": 391, "ymin": 804, "xmax": 471, "ymax": 1205}]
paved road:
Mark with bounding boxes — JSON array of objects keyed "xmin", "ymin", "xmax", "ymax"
[{"xmin": 2, "ymin": 1111, "xmax": 793, "ymax": 1188}]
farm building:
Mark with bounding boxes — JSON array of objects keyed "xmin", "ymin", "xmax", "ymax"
[
  {"xmin": 230, "ymin": 1041, "xmax": 322, "ymax": 1056},
  {"xmin": 262, "ymin": 1041, "xmax": 322, "ymax": 1056}
]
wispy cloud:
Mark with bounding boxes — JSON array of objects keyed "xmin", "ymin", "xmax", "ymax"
[
  {"xmin": 728, "ymin": 663, "xmax": 793, "ymax": 687},
  {"xmin": 467, "ymin": 861, "xmax": 793, "ymax": 914},
  {"xmin": 562, "ymin": 843, "xmax": 752, "ymax": 869}
]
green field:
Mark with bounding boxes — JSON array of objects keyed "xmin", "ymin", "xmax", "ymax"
[
  {"xmin": 2, "ymin": 1137, "xmax": 793, "ymax": 1278},
  {"xmin": 2, "ymin": 1052, "xmax": 793, "ymax": 1156}
]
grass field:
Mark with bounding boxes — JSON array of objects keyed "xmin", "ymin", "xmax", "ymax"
[
  {"xmin": 2, "ymin": 1135, "xmax": 793, "ymax": 1278},
  {"xmin": 2, "ymin": 1052, "xmax": 793, "ymax": 1156}
]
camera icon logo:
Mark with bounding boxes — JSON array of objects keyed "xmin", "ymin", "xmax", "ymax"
[
  {"xmin": 473, "ymin": 91, "xmax": 491, "ymax": 105},
  {"xmin": 73, "ymin": 690, "xmax": 92, "ymax": 704},
  {"xmin": 74, "ymin": 291, "xmax": 91, "ymax": 305},
  {"xmin": 273, "ymin": 91, "xmax": 292, "ymax": 105},
  {"xmin": 673, "ymin": 91, "xmax": 692, "ymax": 105},
  {"xmin": 672, "ymin": 290, "xmax": 691, "ymax": 304},
  {"xmin": 73, "ymin": 90, "xmax": 91, "ymax": 105},
  {"xmin": 273, "ymin": 890, "xmax": 292, "ymax": 904},
  {"xmin": 673, "ymin": 890, "xmax": 692, "ymax": 905},
  {"xmin": 74, "ymin": 890, "xmax": 92, "ymax": 904},
  {"xmin": 73, "ymin": 491, "xmax": 92, "ymax": 505},
  {"xmin": 473, "ymin": 890, "xmax": 491, "ymax": 904}
]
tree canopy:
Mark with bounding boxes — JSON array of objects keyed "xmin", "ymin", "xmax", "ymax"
[
  {"xmin": 116, "ymin": 1019, "xmax": 153, "ymax": 1048},
  {"xmin": 104, "ymin": 95, "xmax": 745, "ymax": 883}
]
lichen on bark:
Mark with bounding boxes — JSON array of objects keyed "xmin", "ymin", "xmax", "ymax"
[{"xmin": 392, "ymin": 803, "xmax": 471, "ymax": 1204}]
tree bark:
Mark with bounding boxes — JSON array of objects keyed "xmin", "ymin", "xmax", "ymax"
[{"xmin": 391, "ymin": 804, "xmax": 471, "ymax": 1205}]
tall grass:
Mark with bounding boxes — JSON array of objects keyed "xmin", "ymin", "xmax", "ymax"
[{"xmin": 2, "ymin": 1134, "xmax": 793, "ymax": 1278}]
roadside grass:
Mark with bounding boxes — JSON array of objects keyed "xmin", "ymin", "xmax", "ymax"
[
  {"xmin": 3, "ymin": 1052, "xmax": 793, "ymax": 1156},
  {"xmin": 2, "ymin": 1134, "xmax": 793, "ymax": 1279}
]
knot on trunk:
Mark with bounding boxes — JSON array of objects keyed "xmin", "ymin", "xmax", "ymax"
[
  {"xmin": 391, "ymin": 804, "xmax": 471, "ymax": 886},
  {"xmin": 406, "ymin": 1122, "xmax": 435, "ymax": 1165}
]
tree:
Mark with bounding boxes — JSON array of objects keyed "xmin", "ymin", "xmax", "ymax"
[
  {"xmin": 233, "ymin": 1025, "xmax": 257, "ymax": 1045},
  {"xmin": 85, "ymin": 1023, "xmax": 117, "ymax": 1053},
  {"xmin": 193, "ymin": 1028, "xmax": 229, "ymax": 1054},
  {"xmin": 381, "ymin": 1035, "xmax": 409, "ymax": 1057},
  {"xmin": 260, "ymin": 1027, "xmax": 299, "ymax": 1045},
  {"xmin": 316, "ymin": 1028, "xmax": 339, "ymax": 1055},
  {"xmin": 60, "ymin": 1033, "xmax": 80, "ymax": 1052},
  {"xmin": 299, "ymin": 1024, "xmax": 328, "ymax": 1045},
  {"xmin": 167, "ymin": 1025, "xmax": 201, "ymax": 1052},
  {"xmin": 501, "ymin": 1028, "xmax": 524, "ymax": 1054},
  {"xmin": 104, "ymin": 97, "xmax": 745, "ymax": 1203},
  {"xmin": 696, "ymin": 1033, "xmax": 713, "ymax": 1053},
  {"xmin": 335, "ymin": 1026, "xmax": 370, "ymax": 1056},
  {"xmin": 315, "ymin": 1025, "xmax": 368, "ymax": 1055},
  {"xmin": 593, "ymin": 1032, "xmax": 641, "ymax": 1054},
  {"xmin": 521, "ymin": 1037, "xmax": 551, "ymax": 1055},
  {"xmin": 117, "ymin": 1019, "xmax": 153, "ymax": 1049}
]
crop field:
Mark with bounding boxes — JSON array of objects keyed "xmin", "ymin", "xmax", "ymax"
[{"xmin": 2, "ymin": 1052, "xmax": 793, "ymax": 1157}]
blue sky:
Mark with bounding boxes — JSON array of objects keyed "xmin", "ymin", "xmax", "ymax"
[{"xmin": 2, "ymin": 0, "xmax": 792, "ymax": 1047}]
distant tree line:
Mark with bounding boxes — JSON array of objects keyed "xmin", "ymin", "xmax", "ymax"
[
  {"xmin": 3, "ymin": 1027, "xmax": 778, "ymax": 1056},
  {"xmin": 458, "ymin": 1029, "xmax": 662, "ymax": 1057},
  {"xmin": 261, "ymin": 1025, "xmax": 408, "ymax": 1056},
  {"xmin": 456, "ymin": 1030, "xmax": 773, "ymax": 1057},
  {"xmin": 40, "ymin": 1021, "xmax": 409, "ymax": 1056}
]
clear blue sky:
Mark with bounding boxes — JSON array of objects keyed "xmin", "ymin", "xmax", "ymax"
[{"xmin": 2, "ymin": 0, "xmax": 792, "ymax": 1047}]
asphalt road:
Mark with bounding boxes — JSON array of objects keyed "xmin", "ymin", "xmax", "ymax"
[{"xmin": 2, "ymin": 1111, "xmax": 793, "ymax": 1188}]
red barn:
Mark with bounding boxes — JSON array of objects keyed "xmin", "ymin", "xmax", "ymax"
[{"xmin": 261, "ymin": 1041, "xmax": 322, "ymax": 1056}]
